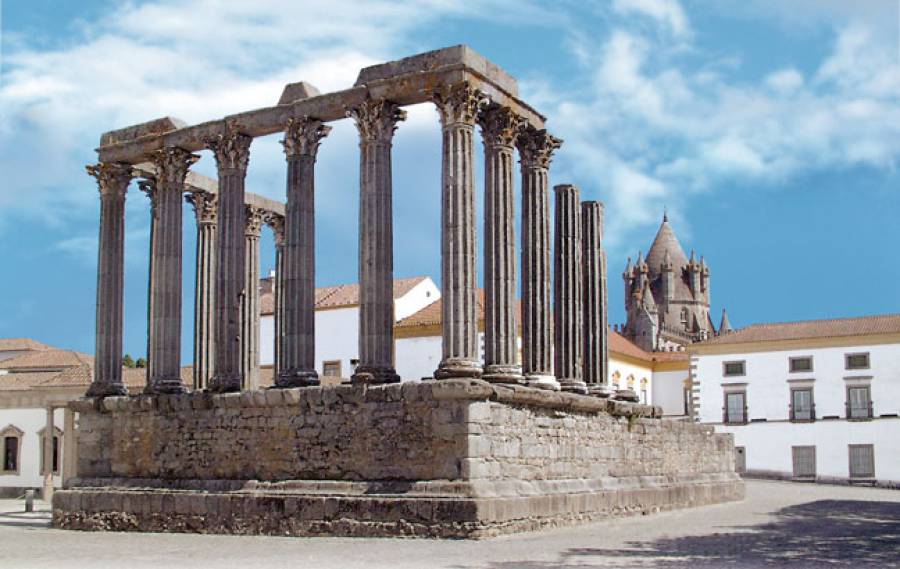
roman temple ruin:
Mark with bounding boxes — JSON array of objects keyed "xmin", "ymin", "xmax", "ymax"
[{"xmin": 53, "ymin": 46, "xmax": 743, "ymax": 538}]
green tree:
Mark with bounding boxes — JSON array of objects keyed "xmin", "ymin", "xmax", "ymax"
[
  {"xmin": 123, "ymin": 354, "xmax": 135, "ymax": 368},
  {"xmin": 135, "ymin": 357, "xmax": 147, "ymax": 369}
]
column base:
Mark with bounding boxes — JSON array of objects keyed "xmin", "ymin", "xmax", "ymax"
[
  {"xmin": 587, "ymin": 384, "xmax": 615, "ymax": 398},
  {"xmin": 143, "ymin": 378, "xmax": 188, "ymax": 395},
  {"xmin": 523, "ymin": 374, "xmax": 560, "ymax": 391},
  {"xmin": 482, "ymin": 364, "xmax": 523, "ymax": 384},
  {"xmin": 351, "ymin": 366, "xmax": 400, "ymax": 385},
  {"xmin": 434, "ymin": 358, "xmax": 482, "ymax": 380},
  {"xmin": 85, "ymin": 382, "xmax": 128, "ymax": 398},
  {"xmin": 614, "ymin": 389, "xmax": 640, "ymax": 403},
  {"xmin": 274, "ymin": 369, "xmax": 320, "ymax": 388},
  {"xmin": 207, "ymin": 375, "xmax": 242, "ymax": 394},
  {"xmin": 559, "ymin": 379, "xmax": 588, "ymax": 395}
]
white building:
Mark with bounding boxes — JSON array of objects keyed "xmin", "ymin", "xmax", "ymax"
[{"xmin": 691, "ymin": 314, "xmax": 900, "ymax": 487}]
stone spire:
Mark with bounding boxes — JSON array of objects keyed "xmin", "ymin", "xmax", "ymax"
[
  {"xmin": 719, "ymin": 308, "xmax": 733, "ymax": 334},
  {"xmin": 645, "ymin": 213, "xmax": 688, "ymax": 274}
]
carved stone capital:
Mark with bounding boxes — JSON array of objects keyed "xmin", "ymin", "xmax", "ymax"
[
  {"xmin": 282, "ymin": 116, "xmax": 332, "ymax": 158},
  {"xmin": 264, "ymin": 212, "xmax": 285, "ymax": 245},
  {"xmin": 204, "ymin": 123, "xmax": 252, "ymax": 172},
  {"xmin": 478, "ymin": 105, "xmax": 525, "ymax": 148},
  {"xmin": 151, "ymin": 146, "xmax": 200, "ymax": 190},
  {"xmin": 137, "ymin": 177, "xmax": 158, "ymax": 211},
  {"xmin": 185, "ymin": 191, "xmax": 217, "ymax": 224},
  {"xmin": 245, "ymin": 206, "xmax": 265, "ymax": 238},
  {"xmin": 86, "ymin": 162, "xmax": 133, "ymax": 197},
  {"xmin": 346, "ymin": 99, "xmax": 406, "ymax": 142},
  {"xmin": 433, "ymin": 83, "xmax": 488, "ymax": 127},
  {"xmin": 517, "ymin": 127, "xmax": 563, "ymax": 169}
]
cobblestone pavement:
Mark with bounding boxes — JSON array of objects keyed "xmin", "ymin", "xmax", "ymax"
[{"xmin": 1, "ymin": 480, "xmax": 897, "ymax": 569}]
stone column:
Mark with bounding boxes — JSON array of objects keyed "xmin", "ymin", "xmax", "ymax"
[
  {"xmin": 204, "ymin": 124, "xmax": 252, "ymax": 392},
  {"xmin": 42, "ymin": 406, "xmax": 54, "ymax": 501},
  {"xmin": 478, "ymin": 105, "xmax": 523, "ymax": 383},
  {"xmin": 186, "ymin": 191, "xmax": 217, "ymax": 390},
  {"xmin": 347, "ymin": 101, "xmax": 405, "ymax": 384},
  {"xmin": 516, "ymin": 128, "xmax": 562, "ymax": 390},
  {"xmin": 242, "ymin": 206, "xmax": 264, "ymax": 390},
  {"xmin": 86, "ymin": 162, "xmax": 133, "ymax": 398},
  {"xmin": 62, "ymin": 407, "xmax": 77, "ymax": 483},
  {"xmin": 433, "ymin": 84, "xmax": 485, "ymax": 380},
  {"xmin": 144, "ymin": 147, "xmax": 199, "ymax": 394},
  {"xmin": 582, "ymin": 201, "xmax": 610, "ymax": 394},
  {"xmin": 276, "ymin": 117, "xmax": 331, "ymax": 387},
  {"xmin": 266, "ymin": 214, "xmax": 286, "ymax": 382},
  {"xmin": 554, "ymin": 184, "xmax": 586, "ymax": 394}
]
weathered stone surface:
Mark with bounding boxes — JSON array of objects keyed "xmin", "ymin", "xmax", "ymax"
[
  {"xmin": 59, "ymin": 380, "xmax": 741, "ymax": 538},
  {"xmin": 100, "ymin": 116, "xmax": 187, "ymax": 147},
  {"xmin": 278, "ymin": 81, "xmax": 321, "ymax": 105}
]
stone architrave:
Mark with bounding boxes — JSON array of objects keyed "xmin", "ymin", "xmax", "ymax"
[
  {"xmin": 204, "ymin": 124, "xmax": 252, "ymax": 393},
  {"xmin": 186, "ymin": 191, "xmax": 217, "ymax": 390},
  {"xmin": 516, "ymin": 128, "xmax": 562, "ymax": 390},
  {"xmin": 276, "ymin": 117, "xmax": 331, "ymax": 387},
  {"xmin": 242, "ymin": 206, "xmax": 265, "ymax": 390},
  {"xmin": 347, "ymin": 101, "xmax": 405, "ymax": 384},
  {"xmin": 478, "ymin": 105, "xmax": 524, "ymax": 383},
  {"xmin": 144, "ymin": 147, "xmax": 199, "ymax": 394},
  {"xmin": 86, "ymin": 162, "xmax": 133, "ymax": 397},
  {"xmin": 582, "ymin": 201, "xmax": 610, "ymax": 393},
  {"xmin": 266, "ymin": 213, "xmax": 286, "ymax": 382},
  {"xmin": 554, "ymin": 184, "xmax": 586, "ymax": 394},
  {"xmin": 433, "ymin": 84, "xmax": 486, "ymax": 380}
]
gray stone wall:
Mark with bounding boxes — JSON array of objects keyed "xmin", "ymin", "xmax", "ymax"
[{"xmin": 72, "ymin": 380, "xmax": 733, "ymax": 486}]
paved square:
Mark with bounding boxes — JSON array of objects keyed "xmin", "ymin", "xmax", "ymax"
[{"xmin": 2, "ymin": 480, "xmax": 897, "ymax": 569}]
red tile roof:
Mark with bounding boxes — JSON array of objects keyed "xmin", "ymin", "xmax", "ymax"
[
  {"xmin": 697, "ymin": 313, "xmax": 900, "ymax": 346},
  {"xmin": 0, "ymin": 338, "xmax": 51, "ymax": 352},
  {"xmin": 261, "ymin": 277, "xmax": 427, "ymax": 315}
]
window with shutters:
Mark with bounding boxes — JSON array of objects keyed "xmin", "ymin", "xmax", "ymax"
[
  {"xmin": 322, "ymin": 360, "xmax": 342, "ymax": 378},
  {"xmin": 789, "ymin": 356, "xmax": 813, "ymax": 373},
  {"xmin": 846, "ymin": 386, "xmax": 872, "ymax": 420},
  {"xmin": 723, "ymin": 361, "xmax": 745, "ymax": 377},
  {"xmin": 792, "ymin": 446, "xmax": 816, "ymax": 479},
  {"xmin": 845, "ymin": 353, "xmax": 870, "ymax": 370},
  {"xmin": 848, "ymin": 444, "xmax": 875, "ymax": 479},
  {"xmin": 790, "ymin": 387, "xmax": 815, "ymax": 421},
  {"xmin": 724, "ymin": 391, "xmax": 747, "ymax": 424}
]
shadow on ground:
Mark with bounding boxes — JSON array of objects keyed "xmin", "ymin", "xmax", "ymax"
[
  {"xmin": 465, "ymin": 500, "xmax": 900, "ymax": 569},
  {"xmin": 0, "ymin": 507, "xmax": 52, "ymax": 530}
]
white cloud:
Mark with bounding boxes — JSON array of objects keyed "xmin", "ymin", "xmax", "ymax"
[
  {"xmin": 765, "ymin": 68, "xmax": 804, "ymax": 93},
  {"xmin": 612, "ymin": 0, "xmax": 691, "ymax": 38}
]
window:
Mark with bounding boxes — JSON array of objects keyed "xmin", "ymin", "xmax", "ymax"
[
  {"xmin": 39, "ymin": 434, "xmax": 60, "ymax": 475},
  {"xmin": 790, "ymin": 388, "xmax": 815, "ymax": 421},
  {"xmin": 848, "ymin": 444, "xmax": 875, "ymax": 479},
  {"xmin": 1, "ymin": 425, "xmax": 23, "ymax": 475},
  {"xmin": 723, "ymin": 361, "xmax": 745, "ymax": 377},
  {"xmin": 789, "ymin": 357, "xmax": 813, "ymax": 373},
  {"xmin": 792, "ymin": 446, "xmax": 816, "ymax": 479},
  {"xmin": 845, "ymin": 353, "xmax": 870, "ymax": 370},
  {"xmin": 681, "ymin": 308, "xmax": 690, "ymax": 331},
  {"xmin": 683, "ymin": 387, "xmax": 692, "ymax": 415},
  {"xmin": 846, "ymin": 386, "xmax": 872, "ymax": 419},
  {"xmin": 322, "ymin": 360, "xmax": 342, "ymax": 378},
  {"xmin": 724, "ymin": 391, "xmax": 747, "ymax": 424}
]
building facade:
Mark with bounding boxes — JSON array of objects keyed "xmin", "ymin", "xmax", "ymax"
[{"xmin": 691, "ymin": 314, "xmax": 900, "ymax": 487}]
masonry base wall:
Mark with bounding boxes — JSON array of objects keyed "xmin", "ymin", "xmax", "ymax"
[{"xmin": 53, "ymin": 379, "xmax": 743, "ymax": 538}]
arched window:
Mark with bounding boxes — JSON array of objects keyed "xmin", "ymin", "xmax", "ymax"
[
  {"xmin": 1, "ymin": 425, "xmax": 24, "ymax": 475},
  {"xmin": 681, "ymin": 307, "xmax": 690, "ymax": 330},
  {"xmin": 611, "ymin": 371, "xmax": 621, "ymax": 390}
]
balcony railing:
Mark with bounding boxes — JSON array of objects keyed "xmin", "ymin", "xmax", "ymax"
[
  {"xmin": 789, "ymin": 403, "xmax": 816, "ymax": 422},
  {"xmin": 846, "ymin": 400, "xmax": 874, "ymax": 420}
]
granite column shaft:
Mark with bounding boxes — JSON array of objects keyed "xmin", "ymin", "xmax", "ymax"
[
  {"xmin": 241, "ymin": 206, "xmax": 263, "ymax": 390},
  {"xmin": 582, "ymin": 201, "xmax": 609, "ymax": 389},
  {"xmin": 86, "ymin": 162, "xmax": 133, "ymax": 397},
  {"xmin": 554, "ymin": 184, "xmax": 586, "ymax": 394},
  {"xmin": 205, "ymin": 127, "xmax": 252, "ymax": 392},
  {"xmin": 187, "ymin": 192, "xmax": 217, "ymax": 390},
  {"xmin": 276, "ymin": 117, "xmax": 330, "ymax": 387}
]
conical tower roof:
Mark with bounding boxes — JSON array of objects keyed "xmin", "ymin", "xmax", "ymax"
[
  {"xmin": 646, "ymin": 214, "xmax": 689, "ymax": 273},
  {"xmin": 719, "ymin": 308, "xmax": 733, "ymax": 334}
]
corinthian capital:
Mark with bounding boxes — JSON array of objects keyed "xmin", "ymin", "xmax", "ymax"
[
  {"xmin": 264, "ymin": 212, "xmax": 285, "ymax": 245},
  {"xmin": 478, "ymin": 105, "xmax": 525, "ymax": 148},
  {"xmin": 245, "ymin": 206, "xmax": 265, "ymax": 238},
  {"xmin": 137, "ymin": 177, "xmax": 158, "ymax": 212},
  {"xmin": 433, "ymin": 83, "xmax": 488, "ymax": 127},
  {"xmin": 517, "ymin": 127, "xmax": 563, "ymax": 169},
  {"xmin": 185, "ymin": 191, "xmax": 217, "ymax": 224},
  {"xmin": 152, "ymin": 146, "xmax": 200, "ymax": 190},
  {"xmin": 86, "ymin": 162, "xmax": 133, "ymax": 197},
  {"xmin": 282, "ymin": 116, "xmax": 332, "ymax": 158},
  {"xmin": 204, "ymin": 123, "xmax": 252, "ymax": 172},
  {"xmin": 346, "ymin": 99, "xmax": 406, "ymax": 142}
]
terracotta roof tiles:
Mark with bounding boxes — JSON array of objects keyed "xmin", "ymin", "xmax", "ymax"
[{"xmin": 698, "ymin": 313, "xmax": 900, "ymax": 346}]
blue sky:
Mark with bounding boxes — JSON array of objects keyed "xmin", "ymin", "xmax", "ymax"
[{"xmin": 1, "ymin": 0, "xmax": 898, "ymax": 360}]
